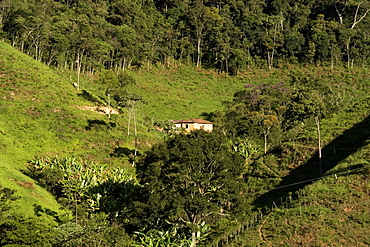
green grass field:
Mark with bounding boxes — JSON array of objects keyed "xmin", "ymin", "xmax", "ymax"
[{"xmin": 1, "ymin": 40, "xmax": 370, "ymax": 245}]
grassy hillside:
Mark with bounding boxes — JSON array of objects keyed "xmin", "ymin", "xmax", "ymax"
[
  {"xmin": 0, "ymin": 41, "xmax": 144, "ymax": 218},
  {"xmin": 213, "ymin": 68, "xmax": 370, "ymax": 246},
  {"xmin": 83, "ymin": 64, "xmax": 287, "ymax": 121},
  {"xmin": 0, "ymin": 41, "xmax": 260, "ymax": 219},
  {"xmin": 1, "ymin": 39, "xmax": 370, "ymax": 245},
  {"xmin": 0, "ymin": 41, "xmax": 83, "ymax": 218}
]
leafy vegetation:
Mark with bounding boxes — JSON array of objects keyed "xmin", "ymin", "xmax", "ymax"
[
  {"xmin": 2, "ymin": 38, "xmax": 370, "ymax": 245},
  {"xmin": 26, "ymin": 156, "xmax": 138, "ymax": 215},
  {"xmin": 134, "ymin": 130, "xmax": 246, "ymax": 246},
  {"xmin": 1, "ymin": 1, "xmax": 370, "ymax": 245},
  {"xmin": 2, "ymin": 0, "xmax": 370, "ymax": 73}
]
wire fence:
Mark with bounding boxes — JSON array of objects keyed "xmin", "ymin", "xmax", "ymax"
[{"xmin": 210, "ymin": 165, "xmax": 370, "ymax": 246}]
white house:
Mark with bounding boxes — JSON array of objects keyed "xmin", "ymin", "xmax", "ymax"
[{"xmin": 171, "ymin": 118, "xmax": 213, "ymax": 132}]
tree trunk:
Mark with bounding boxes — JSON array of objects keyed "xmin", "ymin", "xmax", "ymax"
[
  {"xmin": 76, "ymin": 50, "xmax": 84, "ymax": 90},
  {"xmin": 346, "ymin": 37, "xmax": 351, "ymax": 68},
  {"xmin": 225, "ymin": 57, "xmax": 229, "ymax": 75},
  {"xmin": 127, "ymin": 108, "xmax": 132, "ymax": 136},
  {"xmin": 267, "ymin": 50, "xmax": 274, "ymax": 69},
  {"xmin": 107, "ymin": 94, "xmax": 111, "ymax": 119},
  {"xmin": 191, "ymin": 231, "xmax": 197, "ymax": 247},
  {"xmin": 315, "ymin": 116, "xmax": 322, "ymax": 175},
  {"xmin": 132, "ymin": 107, "xmax": 138, "ymax": 166},
  {"xmin": 267, "ymin": 22, "xmax": 278, "ymax": 69},
  {"xmin": 77, "ymin": 61, "xmax": 81, "ymax": 90},
  {"xmin": 264, "ymin": 133, "xmax": 268, "ymax": 155},
  {"xmin": 196, "ymin": 37, "xmax": 201, "ymax": 68}
]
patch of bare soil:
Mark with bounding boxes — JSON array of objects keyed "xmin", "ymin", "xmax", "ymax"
[{"xmin": 77, "ymin": 105, "xmax": 119, "ymax": 115}]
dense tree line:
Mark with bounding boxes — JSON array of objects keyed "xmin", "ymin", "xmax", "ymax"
[{"xmin": 1, "ymin": 0, "xmax": 370, "ymax": 74}]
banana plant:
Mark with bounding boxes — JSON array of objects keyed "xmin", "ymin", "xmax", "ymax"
[
  {"xmin": 133, "ymin": 228, "xmax": 192, "ymax": 247},
  {"xmin": 28, "ymin": 156, "xmax": 138, "ymax": 213}
]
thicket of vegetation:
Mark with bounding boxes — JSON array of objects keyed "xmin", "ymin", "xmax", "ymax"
[
  {"xmin": 2, "ymin": 0, "xmax": 370, "ymax": 74},
  {"xmin": 1, "ymin": 1, "xmax": 370, "ymax": 246}
]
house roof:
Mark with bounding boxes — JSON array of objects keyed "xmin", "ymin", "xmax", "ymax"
[{"xmin": 171, "ymin": 118, "xmax": 213, "ymax": 124}]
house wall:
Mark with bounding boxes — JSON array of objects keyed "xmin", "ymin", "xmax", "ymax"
[
  {"xmin": 194, "ymin": 123, "xmax": 213, "ymax": 132},
  {"xmin": 175, "ymin": 123, "xmax": 213, "ymax": 132}
]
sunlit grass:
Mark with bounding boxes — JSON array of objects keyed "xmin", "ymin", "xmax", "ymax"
[{"xmin": 2, "ymin": 39, "xmax": 370, "ymax": 244}]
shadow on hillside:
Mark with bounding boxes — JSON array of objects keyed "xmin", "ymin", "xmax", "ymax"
[
  {"xmin": 110, "ymin": 147, "xmax": 141, "ymax": 165},
  {"xmin": 85, "ymin": 119, "xmax": 116, "ymax": 130},
  {"xmin": 78, "ymin": 90, "xmax": 106, "ymax": 105},
  {"xmin": 254, "ymin": 114, "xmax": 370, "ymax": 208}
]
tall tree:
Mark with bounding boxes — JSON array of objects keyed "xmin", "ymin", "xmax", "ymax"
[
  {"xmin": 219, "ymin": 81, "xmax": 290, "ymax": 153},
  {"xmin": 188, "ymin": 0, "xmax": 222, "ymax": 67},
  {"xmin": 0, "ymin": 0, "xmax": 11, "ymax": 38},
  {"xmin": 308, "ymin": 14, "xmax": 340, "ymax": 66},
  {"xmin": 283, "ymin": 74, "xmax": 327, "ymax": 174},
  {"xmin": 135, "ymin": 130, "xmax": 246, "ymax": 247},
  {"xmin": 334, "ymin": 0, "xmax": 370, "ymax": 67}
]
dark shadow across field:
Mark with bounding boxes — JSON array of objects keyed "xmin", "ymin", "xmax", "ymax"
[{"xmin": 254, "ymin": 114, "xmax": 370, "ymax": 207}]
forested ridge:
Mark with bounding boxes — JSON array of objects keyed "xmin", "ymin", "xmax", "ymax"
[
  {"xmin": 2, "ymin": 0, "xmax": 370, "ymax": 73},
  {"xmin": 1, "ymin": 1, "xmax": 370, "ymax": 246}
]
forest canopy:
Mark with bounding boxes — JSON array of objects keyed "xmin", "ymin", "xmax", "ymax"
[{"xmin": 1, "ymin": 0, "xmax": 370, "ymax": 74}]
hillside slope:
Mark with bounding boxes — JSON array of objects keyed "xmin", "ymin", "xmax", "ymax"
[
  {"xmin": 0, "ymin": 41, "xmax": 139, "ymax": 218},
  {"xmin": 0, "ymin": 41, "xmax": 252, "ymax": 219},
  {"xmin": 215, "ymin": 71, "xmax": 370, "ymax": 246},
  {"xmin": 0, "ymin": 41, "xmax": 83, "ymax": 217},
  {"xmin": 2, "ymin": 40, "xmax": 370, "ymax": 245},
  {"xmin": 233, "ymin": 118, "xmax": 370, "ymax": 245}
]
